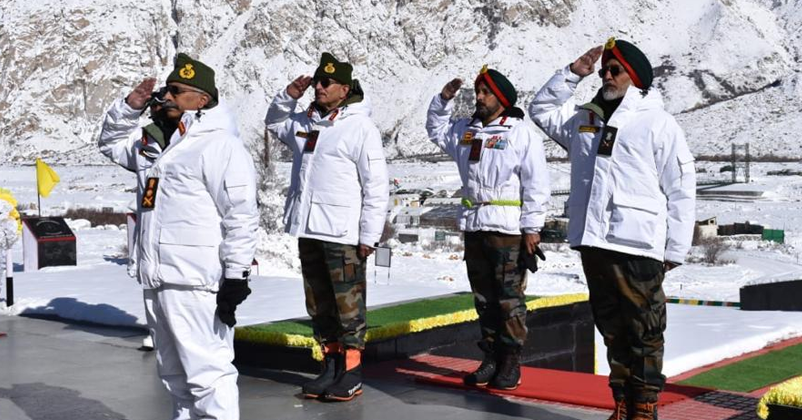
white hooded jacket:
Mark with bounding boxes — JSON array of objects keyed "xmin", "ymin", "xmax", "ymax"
[
  {"xmin": 426, "ymin": 94, "xmax": 550, "ymax": 235},
  {"xmin": 265, "ymin": 89, "xmax": 389, "ymax": 246},
  {"xmin": 529, "ymin": 66, "xmax": 696, "ymax": 263},
  {"xmin": 98, "ymin": 99, "xmax": 258, "ymax": 289}
]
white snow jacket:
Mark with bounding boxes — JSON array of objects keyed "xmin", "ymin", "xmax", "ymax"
[
  {"xmin": 265, "ymin": 89, "xmax": 389, "ymax": 247},
  {"xmin": 426, "ymin": 94, "xmax": 550, "ymax": 235},
  {"xmin": 98, "ymin": 99, "xmax": 168, "ymax": 277},
  {"xmin": 98, "ymin": 99, "xmax": 258, "ymax": 289},
  {"xmin": 529, "ymin": 66, "xmax": 696, "ymax": 263}
]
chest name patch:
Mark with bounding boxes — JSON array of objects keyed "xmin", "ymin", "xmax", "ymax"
[
  {"xmin": 303, "ymin": 130, "xmax": 320, "ymax": 153},
  {"xmin": 468, "ymin": 138, "xmax": 483, "ymax": 162},
  {"xmin": 579, "ymin": 125, "xmax": 600, "ymax": 134}
]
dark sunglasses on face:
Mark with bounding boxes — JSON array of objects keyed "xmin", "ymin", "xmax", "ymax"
[
  {"xmin": 313, "ymin": 78, "xmax": 339, "ymax": 89},
  {"xmin": 598, "ymin": 65, "xmax": 624, "ymax": 78},
  {"xmin": 165, "ymin": 85, "xmax": 203, "ymax": 96}
]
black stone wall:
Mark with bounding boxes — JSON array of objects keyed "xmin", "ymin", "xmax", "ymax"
[
  {"xmin": 740, "ymin": 280, "xmax": 802, "ymax": 311},
  {"xmin": 235, "ymin": 301, "xmax": 595, "ymax": 374}
]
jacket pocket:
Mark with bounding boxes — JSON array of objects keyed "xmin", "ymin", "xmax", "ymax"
[
  {"xmin": 157, "ymin": 228, "xmax": 223, "ymax": 287},
  {"xmin": 306, "ymin": 191, "xmax": 352, "ymax": 237},
  {"xmin": 606, "ymin": 193, "xmax": 659, "ymax": 250}
]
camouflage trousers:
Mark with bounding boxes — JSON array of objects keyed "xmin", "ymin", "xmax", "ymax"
[
  {"xmin": 298, "ymin": 238, "xmax": 367, "ymax": 349},
  {"xmin": 579, "ymin": 247, "xmax": 667, "ymax": 403},
  {"xmin": 464, "ymin": 231, "xmax": 528, "ymax": 350}
]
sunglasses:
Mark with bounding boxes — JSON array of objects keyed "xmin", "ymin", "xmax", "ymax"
[
  {"xmin": 149, "ymin": 86, "xmax": 168, "ymax": 104},
  {"xmin": 313, "ymin": 78, "xmax": 341, "ymax": 88},
  {"xmin": 165, "ymin": 85, "xmax": 204, "ymax": 96},
  {"xmin": 598, "ymin": 65, "xmax": 624, "ymax": 78}
]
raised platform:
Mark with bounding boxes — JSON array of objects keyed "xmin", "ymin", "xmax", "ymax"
[{"xmin": 234, "ymin": 295, "xmax": 594, "ymax": 374}]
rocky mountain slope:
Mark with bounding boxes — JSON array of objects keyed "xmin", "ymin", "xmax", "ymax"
[{"xmin": 1, "ymin": 0, "xmax": 800, "ymax": 165}]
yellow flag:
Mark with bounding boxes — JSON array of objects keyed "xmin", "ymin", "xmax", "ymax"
[{"xmin": 36, "ymin": 158, "xmax": 60, "ymax": 198}]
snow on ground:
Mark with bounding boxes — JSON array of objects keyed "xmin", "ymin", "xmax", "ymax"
[{"xmin": 2, "ymin": 162, "xmax": 802, "ymax": 378}]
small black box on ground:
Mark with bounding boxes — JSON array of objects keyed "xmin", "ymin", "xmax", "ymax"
[{"xmin": 22, "ymin": 217, "xmax": 77, "ymax": 271}]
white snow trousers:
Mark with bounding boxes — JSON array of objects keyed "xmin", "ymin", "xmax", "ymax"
[{"xmin": 144, "ymin": 287, "xmax": 239, "ymax": 420}]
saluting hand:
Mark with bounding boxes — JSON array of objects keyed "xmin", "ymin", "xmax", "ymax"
[
  {"xmin": 440, "ymin": 78, "xmax": 463, "ymax": 101},
  {"xmin": 570, "ymin": 46, "xmax": 604, "ymax": 78},
  {"xmin": 126, "ymin": 78, "xmax": 157, "ymax": 110},
  {"xmin": 287, "ymin": 75, "xmax": 313, "ymax": 99}
]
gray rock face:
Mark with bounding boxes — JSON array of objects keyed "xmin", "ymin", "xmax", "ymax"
[{"xmin": 0, "ymin": 0, "xmax": 800, "ymax": 164}]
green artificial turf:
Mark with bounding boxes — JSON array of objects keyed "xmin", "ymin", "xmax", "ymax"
[
  {"xmin": 678, "ymin": 343, "xmax": 802, "ymax": 392},
  {"xmin": 242, "ymin": 293, "xmax": 539, "ymax": 337}
]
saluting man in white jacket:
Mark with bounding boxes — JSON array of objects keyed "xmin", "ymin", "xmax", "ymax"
[
  {"xmin": 99, "ymin": 85, "xmax": 175, "ymax": 350},
  {"xmin": 265, "ymin": 52, "xmax": 389, "ymax": 402},
  {"xmin": 427, "ymin": 66, "xmax": 550, "ymax": 391},
  {"xmin": 529, "ymin": 39, "xmax": 696, "ymax": 420},
  {"xmin": 98, "ymin": 54, "xmax": 258, "ymax": 420}
]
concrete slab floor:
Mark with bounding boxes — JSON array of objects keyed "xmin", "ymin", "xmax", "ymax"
[{"xmin": 0, "ymin": 316, "xmax": 605, "ymax": 420}]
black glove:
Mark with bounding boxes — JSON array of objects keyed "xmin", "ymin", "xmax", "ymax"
[
  {"xmin": 216, "ymin": 278, "xmax": 251, "ymax": 327},
  {"xmin": 520, "ymin": 246, "xmax": 546, "ymax": 273}
]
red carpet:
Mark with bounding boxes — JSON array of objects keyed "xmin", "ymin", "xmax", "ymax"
[{"xmin": 400, "ymin": 355, "xmax": 710, "ymax": 410}]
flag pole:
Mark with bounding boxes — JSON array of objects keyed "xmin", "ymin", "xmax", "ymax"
[{"xmin": 36, "ymin": 162, "xmax": 41, "ymax": 217}]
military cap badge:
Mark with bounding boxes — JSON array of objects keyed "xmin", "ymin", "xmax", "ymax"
[{"xmin": 179, "ymin": 64, "xmax": 195, "ymax": 79}]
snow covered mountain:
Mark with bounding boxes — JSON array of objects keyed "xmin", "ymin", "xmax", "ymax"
[{"xmin": 1, "ymin": 0, "xmax": 800, "ymax": 165}]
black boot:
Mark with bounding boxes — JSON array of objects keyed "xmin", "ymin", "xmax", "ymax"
[
  {"xmin": 323, "ymin": 349, "xmax": 363, "ymax": 402},
  {"xmin": 490, "ymin": 347, "xmax": 521, "ymax": 390},
  {"xmin": 607, "ymin": 386, "xmax": 628, "ymax": 420},
  {"xmin": 463, "ymin": 341, "xmax": 496, "ymax": 387},
  {"xmin": 302, "ymin": 343, "xmax": 342, "ymax": 398}
]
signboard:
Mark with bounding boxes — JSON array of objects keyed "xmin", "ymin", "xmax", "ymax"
[
  {"xmin": 22, "ymin": 217, "xmax": 77, "ymax": 271},
  {"xmin": 435, "ymin": 230, "xmax": 446, "ymax": 242},
  {"xmin": 375, "ymin": 246, "xmax": 392, "ymax": 268}
]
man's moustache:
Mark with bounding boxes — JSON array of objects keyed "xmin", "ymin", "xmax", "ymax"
[{"xmin": 161, "ymin": 102, "xmax": 179, "ymax": 110}]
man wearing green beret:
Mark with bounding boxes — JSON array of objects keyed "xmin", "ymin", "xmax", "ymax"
[
  {"xmin": 265, "ymin": 52, "xmax": 389, "ymax": 402},
  {"xmin": 98, "ymin": 53, "xmax": 259, "ymax": 420},
  {"xmin": 427, "ymin": 66, "xmax": 550, "ymax": 391},
  {"xmin": 529, "ymin": 39, "xmax": 696, "ymax": 420},
  {"xmin": 100, "ymin": 83, "xmax": 175, "ymax": 352}
]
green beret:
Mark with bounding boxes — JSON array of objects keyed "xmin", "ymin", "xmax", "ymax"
[
  {"xmin": 166, "ymin": 53, "xmax": 218, "ymax": 106},
  {"xmin": 474, "ymin": 65, "xmax": 517, "ymax": 107},
  {"xmin": 313, "ymin": 52, "xmax": 353, "ymax": 86},
  {"xmin": 602, "ymin": 38, "xmax": 653, "ymax": 90}
]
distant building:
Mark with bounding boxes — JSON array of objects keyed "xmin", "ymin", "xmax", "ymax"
[
  {"xmin": 393, "ymin": 206, "xmax": 432, "ymax": 228},
  {"xmin": 541, "ymin": 218, "xmax": 569, "ymax": 243},
  {"xmin": 696, "ymin": 217, "xmax": 718, "ymax": 240}
]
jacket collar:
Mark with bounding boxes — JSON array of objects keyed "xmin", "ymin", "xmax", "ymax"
[
  {"xmin": 469, "ymin": 106, "xmax": 525, "ymax": 130},
  {"xmin": 306, "ymin": 94, "xmax": 371, "ymax": 124},
  {"xmin": 581, "ymin": 86, "xmax": 664, "ymax": 125}
]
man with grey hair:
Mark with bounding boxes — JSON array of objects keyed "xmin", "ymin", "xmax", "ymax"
[{"xmin": 529, "ymin": 38, "xmax": 696, "ymax": 420}]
